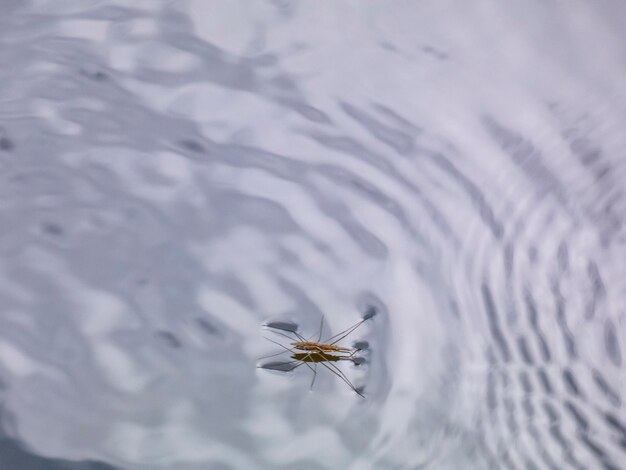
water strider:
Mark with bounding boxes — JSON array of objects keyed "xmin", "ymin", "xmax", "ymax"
[{"xmin": 259, "ymin": 309, "xmax": 376, "ymax": 398}]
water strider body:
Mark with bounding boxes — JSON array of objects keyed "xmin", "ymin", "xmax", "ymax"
[{"xmin": 291, "ymin": 342, "xmax": 353, "ymax": 354}]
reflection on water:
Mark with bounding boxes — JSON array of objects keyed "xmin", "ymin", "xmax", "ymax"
[{"xmin": 0, "ymin": 1, "xmax": 625, "ymax": 469}]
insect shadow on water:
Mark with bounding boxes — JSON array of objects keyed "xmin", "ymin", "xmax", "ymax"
[{"xmin": 258, "ymin": 310, "xmax": 376, "ymax": 398}]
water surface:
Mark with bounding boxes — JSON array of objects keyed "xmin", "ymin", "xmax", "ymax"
[{"xmin": 0, "ymin": 1, "xmax": 625, "ymax": 469}]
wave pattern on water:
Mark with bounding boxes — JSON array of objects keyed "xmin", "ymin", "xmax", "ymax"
[{"xmin": 0, "ymin": 1, "xmax": 625, "ymax": 469}]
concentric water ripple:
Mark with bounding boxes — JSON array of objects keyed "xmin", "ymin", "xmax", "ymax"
[{"xmin": 0, "ymin": 1, "xmax": 625, "ymax": 469}]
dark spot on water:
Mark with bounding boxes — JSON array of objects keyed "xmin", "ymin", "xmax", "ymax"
[
  {"xmin": 518, "ymin": 371, "xmax": 533, "ymax": 394},
  {"xmin": 380, "ymin": 41, "xmax": 397, "ymax": 52},
  {"xmin": 565, "ymin": 401, "xmax": 588, "ymax": 431},
  {"xmin": 537, "ymin": 332, "xmax": 551, "ymax": 362},
  {"xmin": 600, "ymin": 462, "xmax": 622, "ymax": 470},
  {"xmin": 289, "ymin": 101, "xmax": 332, "ymax": 124},
  {"xmin": 156, "ymin": 330, "xmax": 181, "ymax": 348},
  {"xmin": 422, "ymin": 45, "xmax": 448, "ymax": 60},
  {"xmin": 562, "ymin": 369, "xmax": 582, "ymax": 397},
  {"xmin": 604, "ymin": 318, "xmax": 622, "ymax": 367},
  {"xmin": 80, "ymin": 68, "xmax": 108, "ymax": 81},
  {"xmin": 542, "ymin": 401, "xmax": 560, "ymax": 424},
  {"xmin": 179, "ymin": 139, "xmax": 205, "ymax": 153},
  {"xmin": 537, "ymin": 369, "xmax": 553, "ymax": 395},
  {"xmin": 353, "ymin": 340, "xmax": 369, "ymax": 351},
  {"xmin": 579, "ymin": 432, "xmax": 606, "ymax": 458},
  {"xmin": 41, "ymin": 222, "xmax": 64, "ymax": 236},
  {"xmin": 585, "ymin": 262, "xmax": 605, "ymax": 320},
  {"xmin": 604, "ymin": 413, "xmax": 626, "ymax": 439},
  {"xmin": 0, "ymin": 137, "xmax": 13, "ymax": 151},
  {"xmin": 517, "ymin": 335, "xmax": 534, "ymax": 365},
  {"xmin": 595, "ymin": 164, "xmax": 611, "ymax": 181},
  {"xmin": 352, "ymin": 356, "xmax": 367, "ymax": 366},
  {"xmin": 570, "ymin": 137, "xmax": 601, "ymax": 165},
  {"xmin": 196, "ymin": 317, "xmax": 220, "ymax": 336},
  {"xmin": 591, "ymin": 369, "xmax": 621, "ymax": 407}
]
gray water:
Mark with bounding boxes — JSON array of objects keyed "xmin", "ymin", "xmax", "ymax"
[{"xmin": 0, "ymin": 1, "xmax": 625, "ymax": 469}]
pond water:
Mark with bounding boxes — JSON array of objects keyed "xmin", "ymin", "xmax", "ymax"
[{"xmin": 0, "ymin": 1, "xmax": 625, "ymax": 469}]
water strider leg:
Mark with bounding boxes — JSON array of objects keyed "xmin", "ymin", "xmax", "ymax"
[
  {"xmin": 326, "ymin": 361, "xmax": 358, "ymax": 391},
  {"xmin": 293, "ymin": 330, "xmax": 308, "ymax": 342},
  {"xmin": 305, "ymin": 315, "xmax": 325, "ymax": 342},
  {"xmin": 258, "ymin": 348, "xmax": 293, "ymax": 361},
  {"xmin": 347, "ymin": 348, "xmax": 361, "ymax": 358},
  {"xmin": 310, "ymin": 363, "xmax": 318, "ymax": 390},
  {"xmin": 264, "ymin": 336, "xmax": 299, "ymax": 354},
  {"xmin": 269, "ymin": 329, "xmax": 301, "ymax": 343},
  {"xmin": 326, "ymin": 319, "xmax": 367, "ymax": 346},
  {"xmin": 319, "ymin": 361, "xmax": 365, "ymax": 398},
  {"xmin": 318, "ymin": 316, "xmax": 324, "ymax": 342}
]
